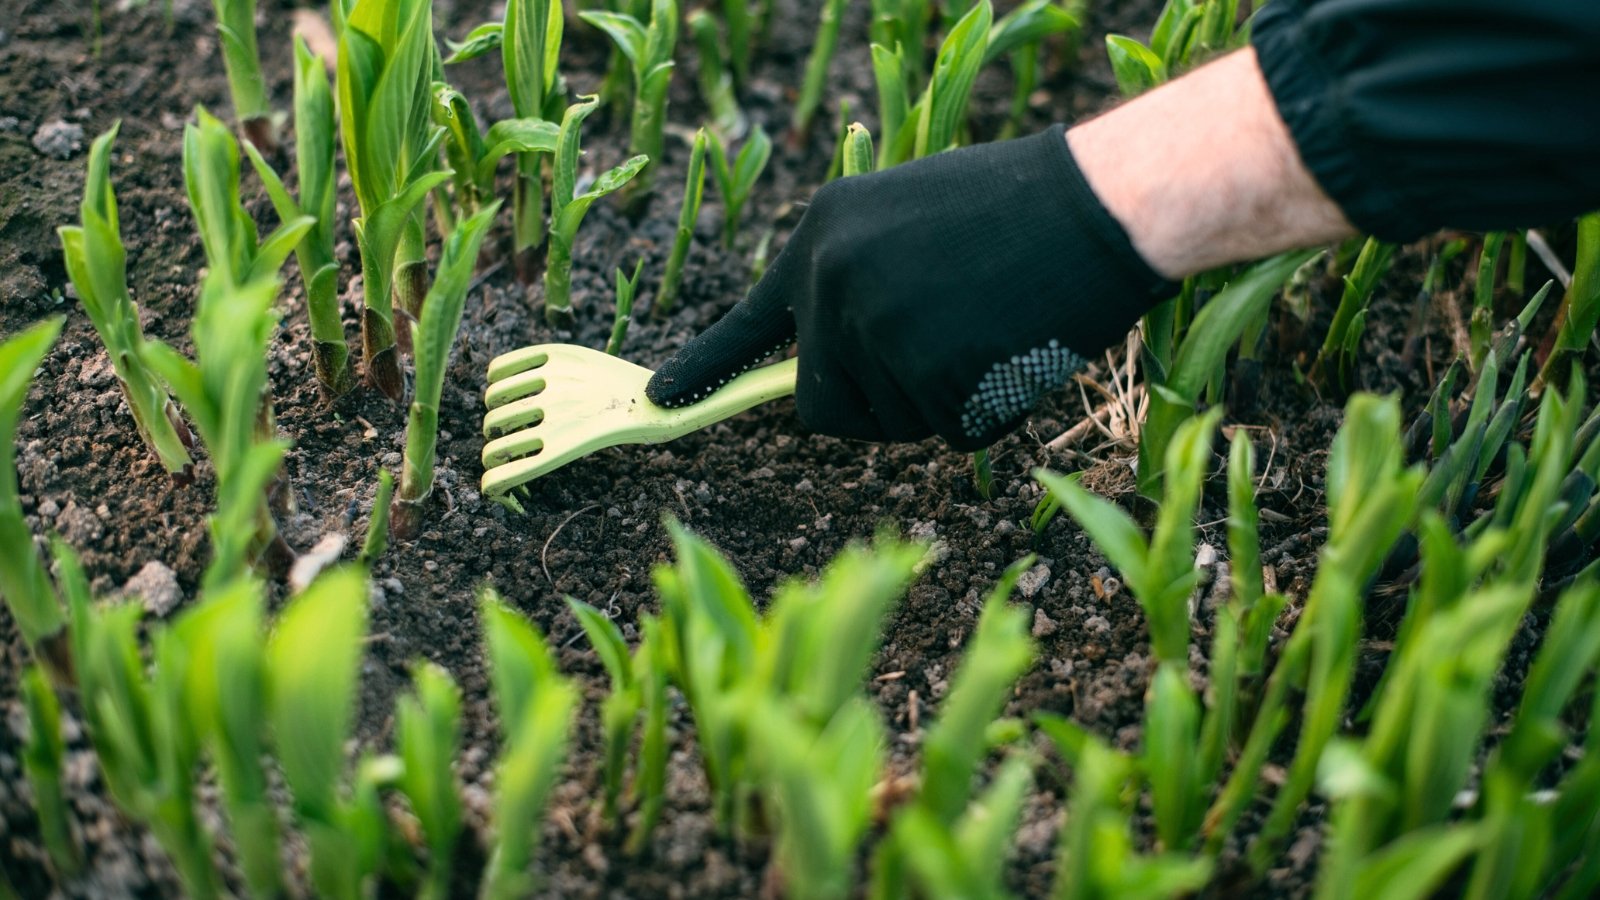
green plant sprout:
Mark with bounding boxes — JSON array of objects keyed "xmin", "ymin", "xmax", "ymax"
[
  {"xmin": 568, "ymin": 603, "xmax": 671, "ymax": 851},
  {"xmin": 184, "ymin": 104, "xmax": 313, "ymax": 289},
  {"xmin": 870, "ymin": 0, "xmax": 931, "ymax": 91},
  {"xmin": 58, "ymin": 126, "xmax": 195, "ymax": 480},
  {"xmin": 1036, "ymin": 714, "xmax": 1213, "ymax": 898},
  {"xmin": 20, "ymin": 664, "xmax": 77, "ymax": 875},
  {"xmin": 842, "ymin": 122, "xmax": 874, "ymax": 177},
  {"xmin": 1312, "ymin": 236, "xmax": 1397, "ymax": 394},
  {"xmin": 708, "ymin": 125, "xmax": 772, "ymax": 247},
  {"xmin": 1244, "ymin": 396, "xmax": 1427, "ymax": 867},
  {"xmin": 791, "ymin": 0, "xmax": 848, "ymax": 140},
  {"xmin": 0, "ymin": 318, "xmax": 72, "ymax": 682},
  {"xmin": 144, "ymin": 275, "xmax": 289, "ymax": 591},
  {"xmin": 267, "ymin": 566, "xmax": 378, "ymax": 900},
  {"xmin": 211, "ymin": 0, "xmax": 275, "ymax": 151},
  {"xmin": 990, "ymin": 1, "xmax": 1081, "ymax": 139},
  {"xmin": 568, "ymin": 598, "xmax": 642, "ymax": 822},
  {"xmin": 723, "ymin": 0, "xmax": 755, "ymax": 84},
  {"xmin": 689, "ymin": 9, "xmax": 743, "ymax": 138},
  {"xmin": 1138, "ymin": 249, "xmax": 1319, "ymax": 498},
  {"xmin": 874, "ymin": 561, "xmax": 1036, "ymax": 897},
  {"xmin": 431, "ymin": 83, "xmax": 560, "ymax": 226},
  {"xmin": 393, "ymin": 203, "xmax": 500, "ymax": 539},
  {"xmin": 480, "ymin": 589, "xmax": 579, "ymax": 900},
  {"xmin": 654, "ymin": 128, "xmax": 709, "ymax": 316},
  {"xmin": 583, "ymin": 0, "xmax": 677, "ymax": 201},
  {"xmin": 361, "ymin": 468, "xmax": 396, "ymax": 566},
  {"xmin": 503, "ymin": 0, "xmax": 567, "ymax": 268},
  {"xmin": 1469, "ymin": 232, "xmax": 1508, "ymax": 370},
  {"xmin": 245, "ymin": 37, "xmax": 353, "ymax": 395},
  {"xmin": 338, "ymin": 0, "xmax": 450, "ymax": 400},
  {"xmin": 396, "ymin": 662, "xmax": 464, "ymax": 900},
  {"xmin": 173, "ymin": 577, "xmax": 279, "ymax": 898},
  {"xmin": 650, "ymin": 519, "xmax": 927, "ymax": 871},
  {"xmin": 889, "ymin": 0, "xmax": 993, "ymax": 166},
  {"xmin": 63, "ymin": 545, "xmax": 219, "ymax": 898},
  {"xmin": 1041, "ymin": 409, "xmax": 1222, "ymax": 849},
  {"xmin": 608, "ymin": 259, "xmax": 645, "ymax": 355},
  {"xmin": 1539, "ymin": 212, "xmax": 1600, "ymax": 389},
  {"xmin": 544, "ymin": 96, "xmax": 649, "ymax": 327}
]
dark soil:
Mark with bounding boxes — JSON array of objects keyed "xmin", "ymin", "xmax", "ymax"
[{"xmin": 0, "ymin": 0, "xmax": 1575, "ymax": 897}]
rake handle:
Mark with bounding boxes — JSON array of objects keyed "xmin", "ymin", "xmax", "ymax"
[{"xmin": 663, "ymin": 356, "xmax": 798, "ymax": 431}]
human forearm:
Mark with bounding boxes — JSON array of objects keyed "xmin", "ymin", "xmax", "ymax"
[{"xmin": 1067, "ymin": 47, "xmax": 1354, "ymax": 281}]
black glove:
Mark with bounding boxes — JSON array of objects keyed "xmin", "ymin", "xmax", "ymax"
[{"xmin": 646, "ymin": 125, "xmax": 1175, "ymax": 451}]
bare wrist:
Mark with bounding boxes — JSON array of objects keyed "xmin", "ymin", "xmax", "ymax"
[{"xmin": 1066, "ymin": 48, "xmax": 1355, "ymax": 280}]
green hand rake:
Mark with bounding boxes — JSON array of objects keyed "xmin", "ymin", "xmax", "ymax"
[{"xmin": 481, "ymin": 343, "xmax": 798, "ymax": 509}]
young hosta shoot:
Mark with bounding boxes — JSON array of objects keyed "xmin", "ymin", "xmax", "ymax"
[
  {"xmin": 174, "ymin": 577, "xmax": 280, "ymax": 898},
  {"xmin": 65, "ymin": 551, "xmax": 218, "ymax": 898},
  {"xmin": 185, "ymin": 105, "xmax": 314, "ymax": 289},
  {"xmin": 431, "ymin": 82, "xmax": 560, "ymax": 222},
  {"xmin": 1041, "ymin": 410, "xmax": 1221, "ymax": 850},
  {"xmin": 338, "ymin": 0, "xmax": 450, "ymax": 400},
  {"xmin": 58, "ymin": 126, "xmax": 195, "ymax": 479},
  {"xmin": 791, "ymin": 0, "xmax": 848, "ymax": 139},
  {"xmin": 653, "ymin": 128, "xmax": 709, "ymax": 316},
  {"xmin": 654, "ymin": 521, "xmax": 925, "ymax": 834},
  {"xmin": 245, "ymin": 38, "xmax": 353, "ymax": 395},
  {"xmin": 870, "ymin": 0, "xmax": 931, "ymax": 90},
  {"xmin": 1540, "ymin": 212, "xmax": 1600, "ymax": 389},
  {"xmin": 608, "ymin": 259, "xmax": 645, "ymax": 355},
  {"xmin": 880, "ymin": 0, "xmax": 992, "ymax": 168},
  {"xmin": 360, "ymin": 468, "xmax": 396, "ymax": 567},
  {"xmin": 1037, "ymin": 715, "xmax": 1213, "ymax": 899},
  {"xmin": 708, "ymin": 125, "xmax": 772, "ymax": 248},
  {"xmin": 0, "ymin": 318, "xmax": 71, "ymax": 680},
  {"xmin": 502, "ymin": 0, "xmax": 566, "ymax": 265},
  {"xmin": 545, "ymin": 96, "xmax": 649, "ymax": 327},
  {"xmin": 582, "ymin": 0, "xmax": 676, "ymax": 199},
  {"xmin": 568, "ymin": 598, "xmax": 643, "ymax": 822},
  {"xmin": 986, "ymin": 0, "xmax": 1081, "ymax": 139},
  {"xmin": 394, "ymin": 203, "xmax": 500, "ymax": 539},
  {"xmin": 1312, "ymin": 236, "xmax": 1397, "ymax": 394},
  {"xmin": 723, "ymin": 0, "xmax": 755, "ymax": 84},
  {"xmin": 211, "ymin": 0, "xmax": 275, "ymax": 151},
  {"xmin": 689, "ymin": 10, "xmax": 743, "ymax": 138},
  {"xmin": 842, "ymin": 122, "xmax": 874, "ymax": 177},
  {"xmin": 1138, "ymin": 249, "xmax": 1319, "ymax": 498},
  {"xmin": 143, "ymin": 276, "xmax": 288, "ymax": 591},
  {"xmin": 747, "ymin": 697, "xmax": 884, "ymax": 899},
  {"xmin": 396, "ymin": 662, "xmax": 464, "ymax": 900},
  {"xmin": 267, "ymin": 566, "xmax": 375, "ymax": 900},
  {"xmin": 481, "ymin": 590, "xmax": 579, "ymax": 900},
  {"xmin": 20, "ymin": 665, "xmax": 77, "ymax": 875},
  {"xmin": 1236, "ymin": 396, "xmax": 1426, "ymax": 869},
  {"xmin": 1469, "ymin": 232, "xmax": 1508, "ymax": 371},
  {"xmin": 875, "ymin": 563, "xmax": 1036, "ymax": 897}
]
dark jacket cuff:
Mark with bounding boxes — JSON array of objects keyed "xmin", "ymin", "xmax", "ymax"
[{"xmin": 1251, "ymin": 1, "xmax": 1428, "ymax": 243}]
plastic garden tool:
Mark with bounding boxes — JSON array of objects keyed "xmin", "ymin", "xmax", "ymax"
[{"xmin": 481, "ymin": 343, "xmax": 798, "ymax": 509}]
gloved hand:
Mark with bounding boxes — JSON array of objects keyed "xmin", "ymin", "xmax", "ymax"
[{"xmin": 645, "ymin": 125, "xmax": 1175, "ymax": 451}]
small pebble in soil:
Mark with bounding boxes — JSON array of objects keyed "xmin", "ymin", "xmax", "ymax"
[
  {"xmin": 1016, "ymin": 562, "xmax": 1052, "ymax": 598},
  {"xmin": 32, "ymin": 119, "xmax": 85, "ymax": 159},
  {"xmin": 122, "ymin": 561, "xmax": 182, "ymax": 617},
  {"xmin": 1032, "ymin": 608, "xmax": 1059, "ymax": 638}
]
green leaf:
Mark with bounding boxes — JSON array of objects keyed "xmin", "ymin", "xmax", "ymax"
[
  {"xmin": 1106, "ymin": 34, "xmax": 1166, "ymax": 96},
  {"xmin": 268, "ymin": 566, "xmax": 370, "ymax": 822},
  {"xmin": 1035, "ymin": 468, "xmax": 1150, "ymax": 580},
  {"xmin": 568, "ymin": 597, "xmax": 634, "ymax": 689},
  {"xmin": 444, "ymin": 21, "xmax": 503, "ymax": 63},
  {"xmin": 986, "ymin": 0, "xmax": 1078, "ymax": 65},
  {"xmin": 0, "ymin": 317, "xmax": 66, "ymax": 646}
]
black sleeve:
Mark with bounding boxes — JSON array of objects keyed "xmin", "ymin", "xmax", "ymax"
[{"xmin": 1251, "ymin": 0, "xmax": 1600, "ymax": 243}]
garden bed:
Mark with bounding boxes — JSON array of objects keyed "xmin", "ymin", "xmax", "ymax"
[{"xmin": 0, "ymin": 0, "xmax": 1585, "ymax": 897}]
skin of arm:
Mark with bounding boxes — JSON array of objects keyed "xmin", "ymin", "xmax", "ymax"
[{"xmin": 1068, "ymin": 47, "xmax": 1356, "ymax": 281}]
